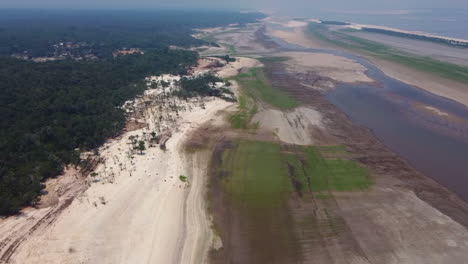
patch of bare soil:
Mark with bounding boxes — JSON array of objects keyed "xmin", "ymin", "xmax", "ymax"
[
  {"xmin": 268, "ymin": 26, "xmax": 327, "ymax": 50},
  {"xmin": 369, "ymin": 57, "xmax": 468, "ymax": 108},
  {"xmin": 266, "ymin": 60, "xmax": 468, "ymax": 263},
  {"xmin": 253, "ymin": 106, "xmax": 324, "ymax": 145},
  {"xmin": 0, "ymin": 56, "xmax": 247, "ymax": 263},
  {"xmin": 0, "ymin": 167, "xmax": 87, "ymax": 263},
  {"xmin": 281, "ymin": 51, "xmax": 375, "ymax": 85},
  {"xmin": 217, "ymin": 57, "xmax": 263, "ymax": 78}
]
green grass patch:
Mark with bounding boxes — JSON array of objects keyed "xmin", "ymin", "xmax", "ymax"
[
  {"xmin": 228, "ymin": 94, "xmax": 258, "ymax": 129},
  {"xmin": 233, "ymin": 67, "xmax": 298, "ymax": 109},
  {"xmin": 284, "ymin": 146, "xmax": 370, "ymax": 193},
  {"xmin": 227, "ymin": 65, "xmax": 297, "ymax": 129},
  {"xmin": 219, "ymin": 141, "xmax": 371, "ymax": 208},
  {"xmin": 306, "ymin": 22, "xmax": 468, "ymax": 83},
  {"xmin": 303, "ymin": 147, "xmax": 370, "ymax": 192},
  {"xmin": 221, "ymin": 141, "xmax": 291, "ymax": 208},
  {"xmin": 258, "ymin": 56, "xmax": 291, "ymax": 63}
]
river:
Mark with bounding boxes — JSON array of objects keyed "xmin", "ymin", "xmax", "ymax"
[{"xmin": 271, "ymin": 35, "xmax": 468, "ymax": 202}]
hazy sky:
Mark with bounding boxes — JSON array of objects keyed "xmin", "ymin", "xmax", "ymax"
[{"xmin": 1, "ymin": 0, "xmax": 468, "ymax": 13}]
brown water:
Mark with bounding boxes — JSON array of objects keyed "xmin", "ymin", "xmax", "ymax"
[
  {"xmin": 270, "ymin": 35, "xmax": 468, "ymax": 202},
  {"xmin": 327, "ymin": 81, "xmax": 468, "ymax": 201}
]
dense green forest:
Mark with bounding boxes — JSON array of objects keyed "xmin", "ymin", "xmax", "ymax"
[
  {"xmin": 0, "ymin": 9, "xmax": 263, "ymax": 215},
  {"xmin": 0, "ymin": 9, "xmax": 264, "ymax": 57},
  {"xmin": 0, "ymin": 50, "xmax": 198, "ymax": 214}
]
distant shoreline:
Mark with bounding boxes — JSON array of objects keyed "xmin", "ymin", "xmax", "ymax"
[
  {"xmin": 347, "ymin": 24, "xmax": 468, "ymax": 48},
  {"xmin": 314, "ymin": 19, "xmax": 468, "ymax": 48}
]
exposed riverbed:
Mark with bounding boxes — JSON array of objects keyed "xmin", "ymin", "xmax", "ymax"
[{"xmin": 270, "ymin": 34, "xmax": 468, "ymax": 202}]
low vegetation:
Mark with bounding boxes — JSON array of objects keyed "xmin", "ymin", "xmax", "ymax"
[
  {"xmin": 227, "ymin": 63, "xmax": 297, "ymax": 129},
  {"xmin": 307, "ymin": 22, "xmax": 468, "ymax": 83},
  {"xmin": 234, "ymin": 67, "xmax": 298, "ymax": 109},
  {"xmin": 283, "ymin": 145, "xmax": 370, "ymax": 193},
  {"xmin": 179, "ymin": 175, "xmax": 188, "ymax": 182},
  {"xmin": 0, "ymin": 9, "xmax": 265, "ymax": 215},
  {"xmin": 0, "ymin": 9, "xmax": 264, "ymax": 58},
  {"xmin": 320, "ymin": 20, "xmax": 351, "ymax": 26},
  {"xmin": 257, "ymin": 56, "xmax": 290, "ymax": 64},
  {"xmin": 219, "ymin": 140, "xmax": 371, "ymax": 208},
  {"xmin": 175, "ymin": 74, "xmax": 234, "ymax": 100},
  {"xmin": 362, "ymin": 27, "xmax": 468, "ymax": 48},
  {"xmin": 228, "ymin": 94, "xmax": 258, "ymax": 129},
  {"xmin": 0, "ymin": 49, "xmax": 199, "ymax": 215},
  {"xmin": 221, "ymin": 141, "xmax": 291, "ymax": 207}
]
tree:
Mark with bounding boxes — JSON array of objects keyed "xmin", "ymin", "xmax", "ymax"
[{"xmin": 135, "ymin": 140, "xmax": 146, "ymax": 154}]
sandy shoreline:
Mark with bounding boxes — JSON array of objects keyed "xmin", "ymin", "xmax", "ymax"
[
  {"xmin": 0, "ymin": 55, "xmax": 248, "ymax": 263},
  {"xmin": 269, "ymin": 27, "xmax": 327, "ymax": 50},
  {"xmin": 280, "ymin": 51, "xmax": 374, "ymax": 84},
  {"xmin": 268, "ymin": 20, "xmax": 468, "ymax": 107},
  {"xmin": 345, "ymin": 23, "xmax": 468, "ymax": 44},
  {"xmin": 3, "ymin": 16, "xmax": 468, "ymax": 264},
  {"xmin": 366, "ymin": 57, "xmax": 468, "ymax": 107},
  {"xmin": 0, "ymin": 97, "xmax": 231, "ymax": 264},
  {"xmin": 166, "ymin": 17, "xmax": 468, "ymax": 264}
]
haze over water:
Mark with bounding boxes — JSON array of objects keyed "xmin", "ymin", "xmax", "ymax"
[{"xmin": 301, "ymin": 8, "xmax": 468, "ymax": 39}]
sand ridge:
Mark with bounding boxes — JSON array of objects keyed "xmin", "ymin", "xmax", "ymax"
[
  {"xmin": 217, "ymin": 57, "xmax": 263, "ymax": 78},
  {"xmin": 254, "ymin": 106, "xmax": 324, "ymax": 145},
  {"xmin": 268, "ymin": 20, "xmax": 468, "ymax": 107},
  {"xmin": 269, "ymin": 27, "xmax": 327, "ymax": 50},
  {"xmin": 368, "ymin": 57, "xmax": 468, "ymax": 107},
  {"xmin": 281, "ymin": 51, "xmax": 374, "ymax": 84}
]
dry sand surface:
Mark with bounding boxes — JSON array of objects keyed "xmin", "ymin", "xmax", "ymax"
[
  {"xmin": 266, "ymin": 19, "xmax": 308, "ymax": 28},
  {"xmin": 370, "ymin": 57, "xmax": 468, "ymax": 107},
  {"xmin": 254, "ymin": 107, "xmax": 324, "ymax": 145},
  {"xmin": 277, "ymin": 21, "xmax": 468, "ymax": 108},
  {"xmin": 269, "ymin": 27, "xmax": 327, "ymax": 50},
  {"xmin": 0, "ymin": 59, "xmax": 247, "ymax": 263},
  {"xmin": 0, "ymin": 55, "xmax": 259, "ymax": 264},
  {"xmin": 335, "ymin": 186, "xmax": 468, "ymax": 263},
  {"xmin": 267, "ymin": 20, "xmax": 468, "ymax": 108},
  {"xmin": 1, "ymin": 99, "xmax": 229, "ymax": 263},
  {"xmin": 0, "ymin": 98, "xmax": 230, "ymax": 264},
  {"xmin": 282, "ymin": 51, "xmax": 374, "ymax": 84},
  {"xmin": 195, "ymin": 24, "xmax": 270, "ymax": 56},
  {"xmin": 217, "ymin": 28, "xmax": 271, "ymax": 54},
  {"xmin": 217, "ymin": 57, "xmax": 263, "ymax": 78}
]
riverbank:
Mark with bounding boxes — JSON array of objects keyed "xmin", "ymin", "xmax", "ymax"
[
  {"xmin": 0, "ymin": 98, "xmax": 231, "ymax": 264},
  {"xmin": 269, "ymin": 19, "xmax": 468, "ymax": 107},
  {"xmin": 198, "ymin": 18, "xmax": 468, "ymax": 264},
  {"xmin": 0, "ymin": 57, "xmax": 249, "ymax": 263}
]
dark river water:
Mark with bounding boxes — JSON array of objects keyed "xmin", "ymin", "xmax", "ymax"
[{"xmin": 270, "ymin": 35, "xmax": 468, "ymax": 202}]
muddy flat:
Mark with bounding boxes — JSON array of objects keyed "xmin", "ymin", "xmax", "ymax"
[
  {"xmin": 3, "ymin": 15, "xmax": 468, "ymax": 264},
  {"xmin": 202, "ymin": 18, "xmax": 468, "ymax": 264}
]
